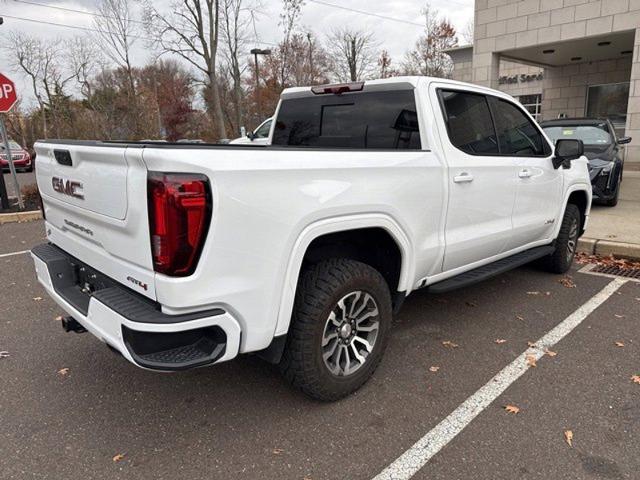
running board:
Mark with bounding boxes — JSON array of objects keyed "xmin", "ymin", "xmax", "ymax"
[{"xmin": 428, "ymin": 245, "xmax": 555, "ymax": 294}]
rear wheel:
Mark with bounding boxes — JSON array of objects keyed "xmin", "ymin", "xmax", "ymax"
[
  {"xmin": 543, "ymin": 203, "xmax": 581, "ymax": 274},
  {"xmin": 280, "ymin": 259, "xmax": 392, "ymax": 401}
]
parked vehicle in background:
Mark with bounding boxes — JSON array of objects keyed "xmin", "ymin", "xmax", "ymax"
[
  {"xmin": 31, "ymin": 77, "xmax": 591, "ymax": 401},
  {"xmin": 1, "ymin": 139, "xmax": 33, "ymax": 172},
  {"xmin": 230, "ymin": 117, "xmax": 273, "ymax": 145},
  {"xmin": 541, "ymin": 118, "xmax": 630, "ymax": 207}
]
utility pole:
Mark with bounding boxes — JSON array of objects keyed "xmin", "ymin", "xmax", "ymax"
[
  {"xmin": 250, "ymin": 48, "xmax": 271, "ymax": 119},
  {"xmin": 0, "ymin": 68, "xmax": 22, "ymax": 210},
  {"xmin": 307, "ymin": 33, "xmax": 314, "ymax": 84}
]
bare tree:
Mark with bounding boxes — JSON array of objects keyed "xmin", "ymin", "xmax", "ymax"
[
  {"xmin": 93, "ymin": 0, "xmax": 138, "ymax": 71},
  {"xmin": 3, "ymin": 33, "xmax": 47, "ymax": 136},
  {"xmin": 461, "ymin": 20, "xmax": 474, "ymax": 45},
  {"xmin": 402, "ymin": 3, "xmax": 457, "ymax": 78},
  {"xmin": 278, "ymin": 0, "xmax": 305, "ymax": 87},
  {"xmin": 93, "ymin": 0, "xmax": 140, "ymax": 134},
  {"xmin": 221, "ymin": 0, "xmax": 263, "ymax": 134},
  {"xmin": 377, "ymin": 50, "xmax": 396, "ymax": 79},
  {"xmin": 144, "ymin": 0, "xmax": 227, "ymax": 139},
  {"xmin": 3, "ymin": 33, "xmax": 76, "ymax": 137},
  {"xmin": 68, "ymin": 37, "xmax": 105, "ymax": 107},
  {"xmin": 326, "ymin": 28, "xmax": 378, "ymax": 82}
]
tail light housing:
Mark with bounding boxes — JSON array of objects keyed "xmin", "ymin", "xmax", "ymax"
[{"xmin": 147, "ymin": 172, "xmax": 212, "ymax": 277}]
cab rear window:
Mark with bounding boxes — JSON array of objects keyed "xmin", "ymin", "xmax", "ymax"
[{"xmin": 272, "ymin": 90, "xmax": 422, "ymax": 149}]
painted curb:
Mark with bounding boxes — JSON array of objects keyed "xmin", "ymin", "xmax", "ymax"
[
  {"xmin": 0, "ymin": 210, "xmax": 43, "ymax": 225},
  {"xmin": 578, "ymin": 237, "xmax": 640, "ymax": 261}
]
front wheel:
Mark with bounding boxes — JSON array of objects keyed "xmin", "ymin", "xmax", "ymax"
[
  {"xmin": 280, "ymin": 259, "xmax": 392, "ymax": 401},
  {"xmin": 543, "ymin": 203, "xmax": 581, "ymax": 274},
  {"xmin": 601, "ymin": 172, "xmax": 621, "ymax": 207}
]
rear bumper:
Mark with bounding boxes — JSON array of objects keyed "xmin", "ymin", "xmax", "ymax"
[{"xmin": 31, "ymin": 243, "xmax": 242, "ymax": 371}]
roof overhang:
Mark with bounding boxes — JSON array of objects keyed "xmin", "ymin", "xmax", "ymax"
[{"xmin": 499, "ymin": 31, "xmax": 635, "ymax": 67}]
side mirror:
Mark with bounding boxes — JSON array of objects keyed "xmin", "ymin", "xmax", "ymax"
[
  {"xmin": 553, "ymin": 139, "xmax": 584, "ymax": 169},
  {"xmin": 618, "ymin": 136, "xmax": 632, "ymax": 145},
  {"xmin": 247, "ymin": 131, "xmax": 256, "ymax": 141}
]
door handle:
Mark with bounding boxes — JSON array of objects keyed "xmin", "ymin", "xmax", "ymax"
[
  {"xmin": 518, "ymin": 169, "xmax": 532, "ymax": 179},
  {"xmin": 453, "ymin": 172, "xmax": 474, "ymax": 183}
]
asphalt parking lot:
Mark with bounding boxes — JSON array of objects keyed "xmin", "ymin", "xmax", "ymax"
[{"xmin": 1, "ymin": 220, "xmax": 639, "ymax": 480}]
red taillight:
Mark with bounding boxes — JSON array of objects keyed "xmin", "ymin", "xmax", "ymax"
[{"xmin": 147, "ymin": 172, "xmax": 212, "ymax": 277}]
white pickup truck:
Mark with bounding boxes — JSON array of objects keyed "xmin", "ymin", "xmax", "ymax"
[{"xmin": 32, "ymin": 77, "xmax": 591, "ymax": 401}]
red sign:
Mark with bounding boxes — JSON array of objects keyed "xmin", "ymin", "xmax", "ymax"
[{"xmin": 0, "ymin": 74, "xmax": 18, "ymax": 113}]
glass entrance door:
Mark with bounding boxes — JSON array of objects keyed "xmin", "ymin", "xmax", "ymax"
[{"xmin": 586, "ymin": 82, "xmax": 630, "ymax": 138}]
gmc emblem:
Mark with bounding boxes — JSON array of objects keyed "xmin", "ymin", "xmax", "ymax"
[{"xmin": 52, "ymin": 177, "xmax": 84, "ymax": 200}]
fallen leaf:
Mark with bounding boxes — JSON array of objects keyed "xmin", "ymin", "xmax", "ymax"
[
  {"xmin": 559, "ymin": 276, "xmax": 576, "ymax": 288},
  {"xmin": 545, "ymin": 349, "xmax": 557, "ymax": 357},
  {"xmin": 527, "ymin": 341, "xmax": 537, "ymax": 348},
  {"xmin": 272, "ymin": 448, "xmax": 284, "ymax": 455},
  {"xmin": 516, "ymin": 315, "xmax": 525, "ymax": 321},
  {"xmin": 614, "ymin": 314, "xmax": 625, "ymax": 319},
  {"xmin": 442, "ymin": 340, "xmax": 459, "ymax": 349},
  {"xmin": 55, "ymin": 316, "xmax": 63, "ymax": 322},
  {"xmin": 465, "ymin": 301, "xmax": 477, "ymax": 307},
  {"xmin": 0, "ymin": 351, "xmax": 9, "ymax": 359},
  {"xmin": 526, "ymin": 354, "xmax": 537, "ymax": 368},
  {"xmin": 564, "ymin": 430, "xmax": 573, "ymax": 447},
  {"xmin": 615, "ymin": 341, "xmax": 625, "ymax": 348},
  {"xmin": 495, "ymin": 339, "xmax": 507, "ymax": 344},
  {"xmin": 504, "ymin": 405, "xmax": 520, "ymax": 414},
  {"xmin": 429, "ymin": 366, "xmax": 440, "ymax": 372},
  {"xmin": 632, "ymin": 375, "xmax": 640, "ymax": 385},
  {"xmin": 32, "ymin": 297, "xmax": 43, "ymax": 301},
  {"xmin": 57, "ymin": 368, "xmax": 70, "ymax": 376},
  {"xmin": 112, "ymin": 453, "xmax": 126, "ymax": 462}
]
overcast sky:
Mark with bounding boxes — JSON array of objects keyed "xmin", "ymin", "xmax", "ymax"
[{"xmin": 0, "ymin": 0, "xmax": 474, "ymax": 107}]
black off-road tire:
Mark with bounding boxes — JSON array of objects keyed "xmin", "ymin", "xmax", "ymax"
[
  {"xmin": 279, "ymin": 259, "xmax": 392, "ymax": 401},
  {"xmin": 543, "ymin": 203, "xmax": 581, "ymax": 274}
]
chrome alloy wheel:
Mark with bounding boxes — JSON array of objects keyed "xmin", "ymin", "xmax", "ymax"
[
  {"xmin": 567, "ymin": 217, "xmax": 579, "ymax": 263},
  {"xmin": 321, "ymin": 291, "xmax": 380, "ymax": 377}
]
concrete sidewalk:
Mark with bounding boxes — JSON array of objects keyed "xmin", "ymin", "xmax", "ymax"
[{"xmin": 579, "ymin": 170, "xmax": 640, "ymax": 259}]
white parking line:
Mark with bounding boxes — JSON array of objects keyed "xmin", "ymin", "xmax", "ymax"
[
  {"xmin": 0, "ymin": 250, "xmax": 29, "ymax": 259},
  {"xmin": 373, "ymin": 277, "xmax": 628, "ymax": 480}
]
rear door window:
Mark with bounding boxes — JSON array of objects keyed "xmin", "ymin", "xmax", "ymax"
[
  {"xmin": 272, "ymin": 90, "xmax": 421, "ymax": 149},
  {"xmin": 438, "ymin": 90, "xmax": 499, "ymax": 155}
]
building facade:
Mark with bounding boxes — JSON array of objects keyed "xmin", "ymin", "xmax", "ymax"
[{"xmin": 448, "ymin": 0, "xmax": 640, "ymax": 162}]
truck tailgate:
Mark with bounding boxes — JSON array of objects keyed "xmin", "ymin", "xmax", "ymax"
[{"xmin": 35, "ymin": 142, "xmax": 156, "ymax": 300}]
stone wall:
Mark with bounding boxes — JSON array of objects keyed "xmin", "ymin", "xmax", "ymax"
[
  {"xmin": 628, "ymin": 27, "xmax": 640, "ymax": 161},
  {"xmin": 542, "ymin": 57, "xmax": 632, "ymax": 120},
  {"xmin": 471, "ymin": 0, "xmax": 640, "ymax": 162}
]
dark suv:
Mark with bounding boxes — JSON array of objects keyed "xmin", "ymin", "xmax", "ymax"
[{"xmin": 540, "ymin": 118, "xmax": 631, "ymax": 207}]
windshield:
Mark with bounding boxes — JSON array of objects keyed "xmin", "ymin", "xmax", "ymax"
[
  {"xmin": 254, "ymin": 119, "xmax": 272, "ymax": 138},
  {"xmin": 0, "ymin": 140, "xmax": 22, "ymax": 150},
  {"xmin": 542, "ymin": 125, "xmax": 612, "ymax": 146}
]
